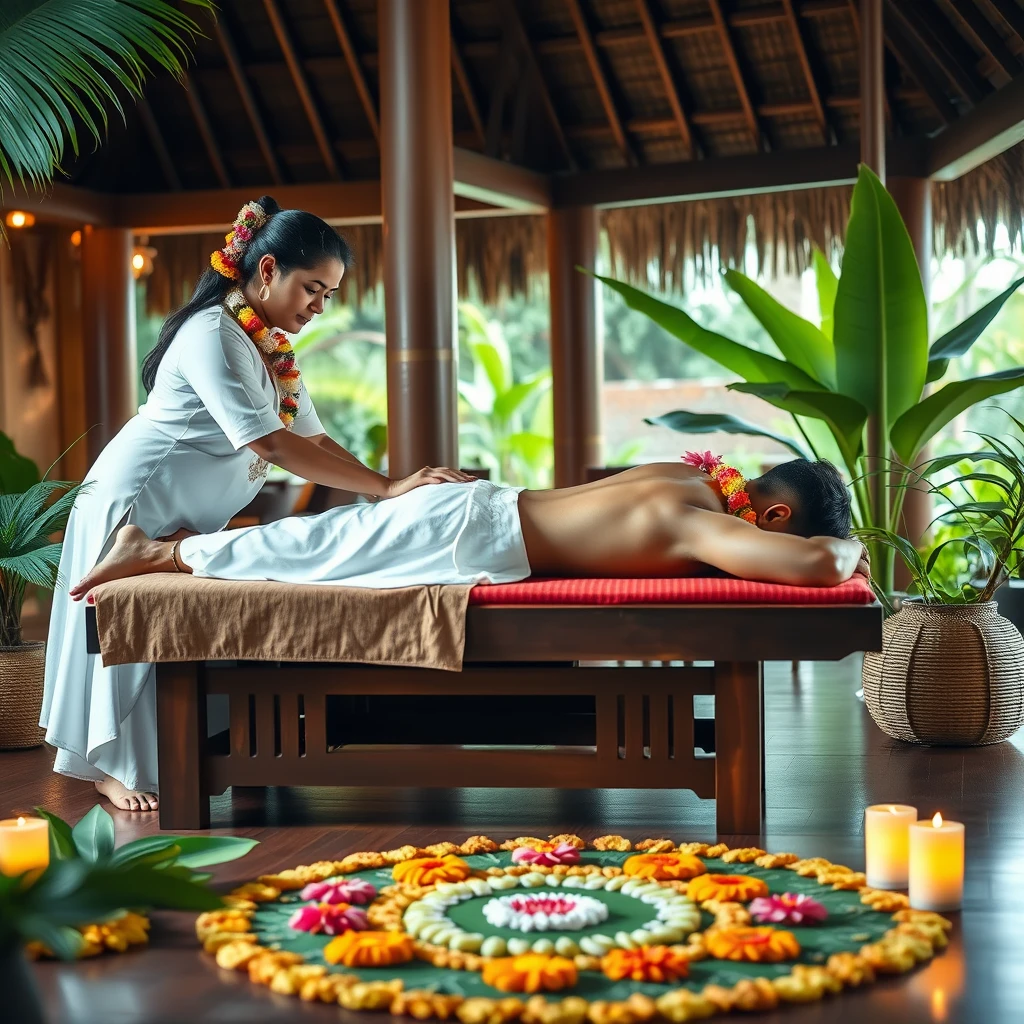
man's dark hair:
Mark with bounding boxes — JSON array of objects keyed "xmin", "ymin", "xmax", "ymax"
[{"xmin": 754, "ymin": 459, "xmax": 852, "ymax": 538}]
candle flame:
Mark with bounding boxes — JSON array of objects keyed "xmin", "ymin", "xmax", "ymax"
[
  {"xmin": 932, "ymin": 812, "xmax": 943, "ymax": 828},
  {"xmin": 16, "ymin": 817, "xmax": 25, "ymax": 827},
  {"xmin": 931, "ymin": 987, "xmax": 947, "ymax": 1021},
  {"xmin": 888, "ymin": 805, "xmax": 898, "ymax": 813}
]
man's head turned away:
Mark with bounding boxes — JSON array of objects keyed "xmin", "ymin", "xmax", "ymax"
[{"xmin": 748, "ymin": 459, "xmax": 852, "ymax": 538}]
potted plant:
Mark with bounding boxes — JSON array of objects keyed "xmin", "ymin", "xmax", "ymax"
[
  {"xmin": 0, "ymin": 435, "xmax": 86, "ymax": 749},
  {"xmin": 595, "ymin": 165, "xmax": 1024, "ymax": 596},
  {"xmin": 858, "ymin": 426, "xmax": 1024, "ymax": 746},
  {"xmin": 1, "ymin": 803, "xmax": 255, "ymax": 1024}
]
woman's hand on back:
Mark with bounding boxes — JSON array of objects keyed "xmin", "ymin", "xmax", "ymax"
[{"xmin": 385, "ymin": 467, "xmax": 476, "ymax": 498}]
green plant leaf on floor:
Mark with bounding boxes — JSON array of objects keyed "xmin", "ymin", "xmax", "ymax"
[
  {"xmin": 70, "ymin": 805, "xmax": 116, "ymax": 862},
  {"xmin": 33, "ymin": 807, "xmax": 76, "ymax": 860}
]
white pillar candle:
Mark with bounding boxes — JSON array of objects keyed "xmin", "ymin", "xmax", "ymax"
[
  {"xmin": 0, "ymin": 816, "xmax": 50, "ymax": 876},
  {"xmin": 864, "ymin": 803, "xmax": 917, "ymax": 889},
  {"xmin": 909, "ymin": 813, "xmax": 964, "ymax": 912}
]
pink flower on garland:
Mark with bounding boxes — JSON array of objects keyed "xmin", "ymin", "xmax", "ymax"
[
  {"xmin": 299, "ymin": 878, "xmax": 377, "ymax": 905},
  {"xmin": 748, "ymin": 893, "xmax": 828, "ymax": 925},
  {"xmin": 511, "ymin": 842, "xmax": 581, "ymax": 867},
  {"xmin": 682, "ymin": 450, "xmax": 722, "ymax": 473},
  {"xmin": 288, "ymin": 901, "xmax": 369, "ymax": 935}
]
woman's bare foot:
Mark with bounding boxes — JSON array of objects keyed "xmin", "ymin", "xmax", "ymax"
[
  {"xmin": 95, "ymin": 776, "xmax": 159, "ymax": 812},
  {"xmin": 70, "ymin": 525, "xmax": 176, "ymax": 601}
]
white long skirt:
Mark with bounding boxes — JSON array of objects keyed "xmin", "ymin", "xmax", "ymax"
[{"xmin": 180, "ymin": 480, "xmax": 532, "ymax": 588}]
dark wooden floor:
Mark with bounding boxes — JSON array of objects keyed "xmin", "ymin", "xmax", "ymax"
[{"xmin": 4, "ymin": 656, "xmax": 1022, "ymax": 1024}]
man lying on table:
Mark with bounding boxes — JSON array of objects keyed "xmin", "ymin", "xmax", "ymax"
[{"xmin": 71, "ymin": 455, "xmax": 869, "ymax": 600}]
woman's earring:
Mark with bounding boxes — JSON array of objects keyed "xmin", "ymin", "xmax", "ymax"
[{"xmin": 259, "ymin": 283, "xmax": 271, "ymax": 302}]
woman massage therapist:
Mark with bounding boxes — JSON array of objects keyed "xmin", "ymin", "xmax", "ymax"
[{"xmin": 42, "ymin": 196, "xmax": 472, "ymax": 813}]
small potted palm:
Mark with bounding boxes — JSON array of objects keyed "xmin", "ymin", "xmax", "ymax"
[
  {"xmin": 0, "ymin": 433, "xmax": 84, "ymax": 749},
  {"xmin": 859, "ymin": 424, "xmax": 1024, "ymax": 746}
]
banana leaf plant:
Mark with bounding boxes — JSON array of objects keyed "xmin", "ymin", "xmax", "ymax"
[{"xmin": 595, "ymin": 165, "xmax": 1024, "ymax": 594}]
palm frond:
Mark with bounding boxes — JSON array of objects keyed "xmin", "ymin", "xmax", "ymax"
[
  {"xmin": 0, "ymin": 543, "xmax": 63, "ymax": 589},
  {"xmin": 0, "ymin": 0, "xmax": 213, "ymax": 191}
]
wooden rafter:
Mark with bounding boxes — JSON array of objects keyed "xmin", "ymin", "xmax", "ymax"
[
  {"xmin": 182, "ymin": 73, "xmax": 232, "ymax": 189},
  {"xmin": 883, "ymin": 12, "xmax": 959, "ymax": 125},
  {"xmin": 263, "ymin": 0, "xmax": 341, "ymax": 179},
  {"xmin": 567, "ymin": 0, "xmax": 634, "ymax": 165},
  {"xmin": 984, "ymin": 0, "xmax": 1024, "ymax": 42},
  {"xmin": 136, "ymin": 96, "xmax": 182, "ymax": 191},
  {"xmin": 450, "ymin": 24, "xmax": 487, "ymax": 148},
  {"xmin": 781, "ymin": 0, "xmax": 829, "ymax": 142},
  {"xmin": 949, "ymin": 0, "xmax": 1021, "ymax": 79},
  {"xmin": 214, "ymin": 18, "xmax": 284, "ymax": 185},
  {"xmin": 323, "ymin": 0, "xmax": 379, "ymax": 143},
  {"xmin": 502, "ymin": 0, "xmax": 576, "ymax": 169},
  {"xmin": 890, "ymin": 0, "xmax": 988, "ymax": 104},
  {"xmin": 707, "ymin": 0, "xmax": 762, "ymax": 150},
  {"xmin": 634, "ymin": 0, "xmax": 697, "ymax": 159}
]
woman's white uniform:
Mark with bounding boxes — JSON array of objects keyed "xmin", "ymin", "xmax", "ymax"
[{"xmin": 40, "ymin": 306, "xmax": 325, "ymax": 793}]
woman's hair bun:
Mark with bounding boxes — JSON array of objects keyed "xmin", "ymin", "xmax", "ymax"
[{"xmin": 256, "ymin": 195, "xmax": 282, "ymax": 217}]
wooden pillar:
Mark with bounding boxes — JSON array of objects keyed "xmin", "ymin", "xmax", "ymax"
[
  {"xmin": 378, "ymin": 0, "xmax": 457, "ymax": 478},
  {"xmin": 80, "ymin": 226, "xmax": 137, "ymax": 464},
  {"xmin": 859, "ymin": 0, "xmax": 885, "ymax": 182},
  {"xmin": 890, "ymin": 176, "xmax": 933, "ymax": 583},
  {"xmin": 549, "ymin": 205, "xmax": 604, "ymax": 488}
]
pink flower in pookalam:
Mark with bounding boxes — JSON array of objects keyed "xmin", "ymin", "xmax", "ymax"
[
  {"xmin": 748, "ymin": 893, "xmax": 828, "ymax": 925},
  {"xmin": 299, "ymin": 878, "xmax": 377, "ymax": 905},
  {"xmin": 288, "ymin": 902, "xmax": 369, "ymax": 935},
  {"xmin": 511, "ymin": 842, "xmax": 581, "ymax": 867}
]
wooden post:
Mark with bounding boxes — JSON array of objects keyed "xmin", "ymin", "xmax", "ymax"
[
  {"xmin": 378, "ymin": 0, "xmax": 458, "ymax": 478},
  {"xmin": 156, "ymin": 662, "xmax": 210, "ymax": 830},
  {"xmin": 549, "ymin": 205, "xmax": 603, "ymax": 487},
  {"xmin": 713, "ymin": 661, "xmax": 764, "ymax": 837},
  {"xmin": 80, "ymin": 226, "xmax": 137, "ymax": 464},
  {"xmin": 859, "ymin": 0, "xmax": 885, "ymax": 182},
  {"xmin": 890, "ymin": 176, "xmax": 933, "ymax": 586}
]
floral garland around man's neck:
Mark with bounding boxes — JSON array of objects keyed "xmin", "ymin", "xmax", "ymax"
[
  {"xmin": 683, "ymin": 450, "xmax": 757, "ymax": 524},
  {"xmin": 224, "ymin": 288, "xmax": 301, "ymax": 427}
]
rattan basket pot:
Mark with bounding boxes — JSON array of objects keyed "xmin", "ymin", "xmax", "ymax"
[
  {"xmin": 0, "ymin": 642, "xmax": 46, "ymax": 749},
  {"xmin": 862, "ymin": 602, "xmax": 1024, "ymax": 746}
]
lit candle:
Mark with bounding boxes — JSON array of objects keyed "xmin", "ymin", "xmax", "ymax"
[
  {"xmin": 909, "ymin": 813, "xmax": 964, "ymax": 912},
  {"xmin": 864, "ymin": 803, "xmax": 917, "ymax": 889},
  {"xmin": 0, "ymin": 816, "xmax": 50, "ymax": 876}
]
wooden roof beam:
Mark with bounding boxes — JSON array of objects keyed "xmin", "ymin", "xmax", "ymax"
[
  {"xmin": 568, "ymin": 0, "xmax": 635, "ymax": 165},
  {"xmin": 635, "ymin": 0, "xmax": 697, "ymax": 159},
  {"xmin": 927, "ymin": 69, "xmax": 1024, "ymax": 179},
  {"xmin": 708, "ymin": 0, "xmax": 763, "ymax": 150},
  {"xmin": 182, "ymin": 73, "xmax": 232, "ymax": 189},
  {"xmin": 214, "ymin": 17, "xmax": 284, "ymax": 185},
  {"xmin": 453, "ymin": 148, "xmax": 551, "ymax": 211},
  {"xmin": 781, "ymin": 0, "xmax": 830, "ymax": 142},
  {"xmin": 883, "ymin": 9, "xmax": 959, "ymax": 124},
  {"xmin": 948, "ymin": 0, "xmax": 1021, "ymax": 80},
  {"xmin": 451, "ymin": 35, "xmax": 487, "ymax": 148},
  {"xmin": 323, "ymin": 0, "xmax": 379, "ymax": 143},
  {"xmin": 2, "ymin": 182, "xmax": 114, "ymax": 226},
  {"xmin": 502, "ymin": 0, "xmax": 576, "ymax": 170},
  {"xmin": 984, "ymin": 0, "xmax": 1024, "ymax": 44},
  {"xmin": 263, "ymin": 0, "xmax": 342, "ymax": 179},
  {"xmin": 549, "ymin": 138, "xmax": 927, "ymax": 208},
  {"xmin": 136, "ymin": 96, "xmax": 182, "ymax": 191}
]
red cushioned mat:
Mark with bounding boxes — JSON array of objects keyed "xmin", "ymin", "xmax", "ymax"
[{"xmin": 468, "ymin": 575, "xmax": 875, "ymax": 606}]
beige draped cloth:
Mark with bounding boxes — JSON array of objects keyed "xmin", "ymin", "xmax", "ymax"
[{"xmin": 91, "ymin": 575, "xmax": 472, "ymax": 672}]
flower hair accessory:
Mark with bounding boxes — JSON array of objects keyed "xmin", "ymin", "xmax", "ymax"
[
  {"xmin": 683, "ymin": 450, "xmax": 758, "ymax": 524},
  {"xmin": 211, "ymin": 201, "xmax": 269, "ymax": 280}
]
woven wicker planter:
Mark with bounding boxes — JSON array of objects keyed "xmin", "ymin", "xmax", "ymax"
[
  {"xmin": 862, "ymin": 602, "xmax": 1024, "ymax": 746},
  {"xmin": 0, "ymin": 642, "xmax": 46, "ymax": 750}
]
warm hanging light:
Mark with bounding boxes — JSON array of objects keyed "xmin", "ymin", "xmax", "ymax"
[
  {"xmin": 70, "ymin": 230, "xmax": 82, "ymax": 247},
  {"xmin": 131, "ymin": 238, "xmax": 157, "ymax": 279},
  {"xmin": 5, "ymin": 210, "xmax": 35, "ymax": 229}
]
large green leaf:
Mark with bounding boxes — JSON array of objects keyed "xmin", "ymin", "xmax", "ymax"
[
  {"xmin": 728, "ymin": 382, "xmax": 868, "ymax": 468},
  {"xmin": 890, "ymin": 367, "xmax": 1024, "ymax": 464},
  {"xmin": 70, "ymin": 804, "xmax": 115, "ymax": 862},
  {"xmin": 106, "ymin": 836, "xmax": 182, "ymax": 869},
  {"xmin": 152, "ymin": 835, "xmax": 259, "ymax": 869},
  {"xmin": 645, "ymin": 410, "xmax": 811, "ymax": 460},
  {"xmin": 833, "ymin": 166, "xmax": 929, "ymax": 423},
  {"xmin": 0, "ymin": 0, "xmax": 213, "ymax": 191},
  {"xmin": 926, "ymin": 275, "xmax": 1024, "ymax": 384},
  {"xmin": 723, "ymin": 269, "xmax": 835, "ymax": 387},
  {"xmin": 593, "ymin": 274, "xmax": 826, "ymax": 390},
  {"xmin": 813, "ymin": 248, "xmax": 839, "ymax": 342},
  {"xmin": 0, "ymin": 431, "xmax": 39, "ymax": 494},
  {"xmin": 33, "ymin": 807, "xmax": 76, "ymax": 860},
  {"xmin": 492, "ymin": 372, "xmax": 551, "ymax": 427}
]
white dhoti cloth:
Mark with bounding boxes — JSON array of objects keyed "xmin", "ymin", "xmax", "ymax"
[{"xmin": 178, "ymin": 480, "xmax": 533, "ymax": 588}]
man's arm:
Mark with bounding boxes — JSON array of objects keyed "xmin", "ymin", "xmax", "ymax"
[{"xmin": 678, "ymin": 508, "xmax": 862, "ymax": 587}]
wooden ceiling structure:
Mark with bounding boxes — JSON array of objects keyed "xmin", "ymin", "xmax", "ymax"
[{"xmin": 8, "ymin": 0, "xmax": 1024, "ymax": 484}]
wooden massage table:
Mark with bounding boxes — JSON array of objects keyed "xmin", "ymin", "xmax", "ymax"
[{"xmin": 84, "ymin": 576, "xmax": 880, "ymax": 835}]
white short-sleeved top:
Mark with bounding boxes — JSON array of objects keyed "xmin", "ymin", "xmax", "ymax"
[{"xmin": 139, "ymin": 305, "xmax": 324, "ymax": 453}]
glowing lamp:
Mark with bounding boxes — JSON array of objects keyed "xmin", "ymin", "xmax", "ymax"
[{"xmin": 4, "ymin": 211, "xmax": 35, "ymax": 229}]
